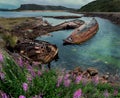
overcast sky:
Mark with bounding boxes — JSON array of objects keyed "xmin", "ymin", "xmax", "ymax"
[{"xmin": 0, "ymin": 0, "xmax": 95, "ymax": 9}]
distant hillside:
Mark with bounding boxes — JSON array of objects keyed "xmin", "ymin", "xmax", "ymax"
[
  {"xmin": 78, "ymin": 0, "xmax": 120, "ymax": 12},
  {"xmin": 15, "ymin": 4, "xmax": 75, "ymax": 11}
]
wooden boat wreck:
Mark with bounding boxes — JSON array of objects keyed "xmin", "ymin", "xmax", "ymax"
[
  {"xmin": 63, "ymin": 18, "xmax": 99, "ymax": 44},
  {"xmin": 54, "ymin": 20, "xmax": 84, "ymax": 30},
  {"xmin": 14, "ymin": 40, "xmax": 58, "ymax": 66}
]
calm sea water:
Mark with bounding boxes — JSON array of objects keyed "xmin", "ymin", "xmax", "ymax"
[
  {"xmin": 38, "ymin": 16, "xmax": 120, "ymax": 75},
  {"xmin": 0, "ymin": 11, "xmax": 81, "ymax": 18},
  {"xmin": 0, "ymin": 11, "xmax": 120, "ymax": 75}
]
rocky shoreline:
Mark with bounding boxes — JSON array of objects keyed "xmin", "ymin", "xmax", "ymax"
[
  {"xmin": 81, "ymin": 12, "xmax": 120, "ymax": 25},
  {"xmin": 0, "ymin": 17, "xmax": 84, "ymax": 40},
  {"xmin": 69, "ymin": 67, "xmax": 120, "ymax": 86},
  {"xmin": 0, "ymin": 17, "xmax": 84, "ymax": 67}
]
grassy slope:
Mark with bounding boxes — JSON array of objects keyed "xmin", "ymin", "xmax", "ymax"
[
  {"xmin": 0, "ymin": 17, "xmax": 34, "ymax": 30},
  {"xmin": 78, "ymin": 0, "xmax": 120, "ymax": 12},
  {"xmin": 0, "ymin": 50, "xmax": 120, "ymax": 98}
]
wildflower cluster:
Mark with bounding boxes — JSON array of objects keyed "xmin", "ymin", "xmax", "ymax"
[{"xmin": 0, "ymin": 50, "xmax": 120, "ymax": 98}]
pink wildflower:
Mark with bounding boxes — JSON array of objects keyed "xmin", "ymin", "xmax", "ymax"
[
  {"xmin": 22, "ymin": 83, "xmax": 28, "ymax": 92},
  {"xmin": 19, "ymin": 95, "xmax": 26, "ymax": 98},
  {"xmin": 0, "ymin": 52, "xmax": 3, "ymax": 62},
  {"xmin": 73, "ymin": 89, "xmax": 82, "ymax": 98},
  {"xmin": 75, "ymin": 75, "xmax": 82, "ymax": 84},
  {"xmin": 0, "ymin": 72, "xmax": 5, "ymax": 80},
  {"xmin": 63, "ymin": 79, "xmax": 71, "ymax": 87},
  {"xmin": 31, "ymin": 70, "xmax": 36, "ymax": 77},
  {"xmin": 32, "ymin": 61, "xmax": 40, "ymax": 66},
  {"xmin": 27, "ymin": 65, "xmax": 33, "ymax": 71},
  {"xmin": 63, "ymin": 73, "xmax": 71, "ymax": 87},
  {"xmin": 1, "ymin": 92, "xmax": 8, "ymax": 98},
  {"xmin": 27, "ymin": 75, "xmax": 32, "ymax": 82},
  {"xmin": 92, "ymin": 76, "xmax": 99, "ymax": 85},
  {"xmin": 56, "ymin": 76, "xmax": 63, "ymax": 87},
  {"xmin": 113, "ymin": 89, "xmax": 118, "ymax": 96},
  {"xmin": 37, "ymin": 70, "xmax": 42, "ymax": 76},
  {"xmin": 27, "ymin": 65, "xmax": 36, "ymax": 77},
  {"xmin": 61, "ymin": 68, "xmax": 65, "ymax": 74},
  {"xmin": 18, "ymin": 58, "xmax": 23, "ymax": 67},
  {"xmin": 64, "ymin": 73, "xmax": 70, "ymax": 80},
  {"xmin": 82, "ymin": 78, "xmax": 87, "ymax": 86},
  {"xmin": 103, "ymin": 90, "xmax": 109, "ymax": 98}
]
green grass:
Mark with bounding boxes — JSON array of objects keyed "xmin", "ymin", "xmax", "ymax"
[
  {"xmin": 0, "ymin": 17, "xmax": 34, "ymax": 30},
  {"xmin": 0, "ymin": 50, "xmax": 120, "ymax": 98}
]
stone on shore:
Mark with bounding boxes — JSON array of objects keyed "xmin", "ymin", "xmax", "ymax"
[{"xmin": 87, "ymin": 67, "xmax": 98, "ymax": 76}]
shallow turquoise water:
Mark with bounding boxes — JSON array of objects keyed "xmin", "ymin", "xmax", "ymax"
[
  {"xmin": 0, "ymin": 11, "xmax": 120, "ymax": 75},
  {"xmin": 37, "ymin": 17, "xmax": 120, "ymax": 75}
]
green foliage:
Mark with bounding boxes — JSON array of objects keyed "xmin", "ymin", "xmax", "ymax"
[
  {"xmin": 1, "ymin": 32, "xmax": 18, "ymax": 48},
  {"xmin": 0, "ymin": 53, "xmax": 27, "ymax": 97},
  {"xmin": 29, "ymin": 70, "xmax": 57, "ymax": 98},
  {"xmin": 0, "ymin": 51, "xmax": 120, "ymax": 98},
  {"xmin": 78, "ymin": 0, "xmax": 120, "ymax": 12}
]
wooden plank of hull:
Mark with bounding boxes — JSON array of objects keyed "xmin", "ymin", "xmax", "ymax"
[
  {"xmin": 43, "ymin": 45, "xmax": 58, "ymax": 64},
  {"xmin": 33, "ymin": 44, "xmax": 58, "ymax": 64},
  {"xmin": 63, "ymin": 19, "xmax": 99, "ymax": 44},
  {"xmin": 15, "ymin": 40, "xmax": 58, "ymax": 64}
]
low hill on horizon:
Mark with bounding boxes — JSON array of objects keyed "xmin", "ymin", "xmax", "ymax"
[
  {"xmin": 78, "ymin": 0, "xmax": 120, "ymax": 12},
  {"xmin": 0, "ymin": 4, "xmax": 75, "ymax": 11},
  {"xmin": 17, "ymin": 4, "xmax": 75, "ymax": 11}
]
